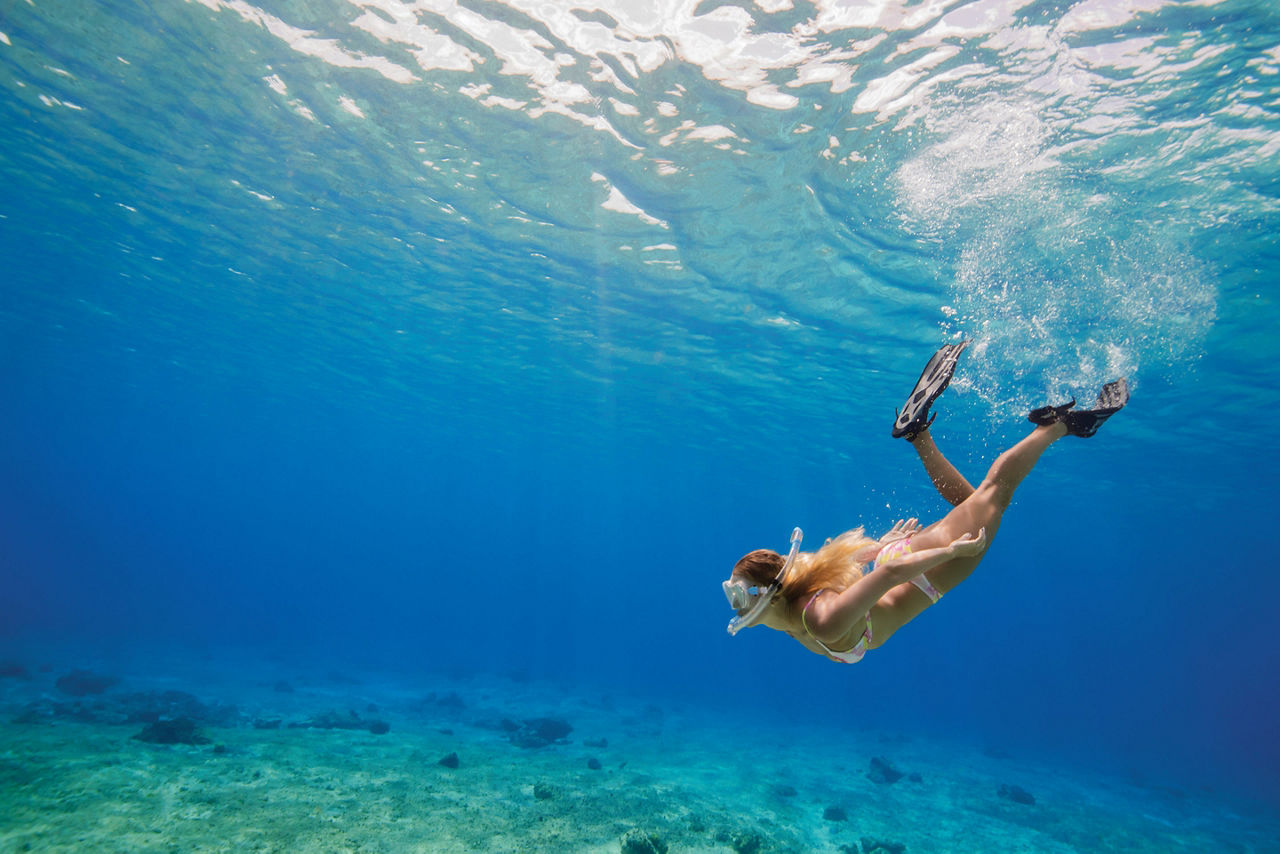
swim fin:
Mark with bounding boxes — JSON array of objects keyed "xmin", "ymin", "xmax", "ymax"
[
  {"xmin": 892, "ymin": 340, "xmax": 969, "ymax": 440},
  {"xmin": 1028, "ymin": 399, "xmax": 1075, "ymax": 425},
  {"xmin": 1028, "ymin": 377, "xmax": 1128, "ymax": 438}
]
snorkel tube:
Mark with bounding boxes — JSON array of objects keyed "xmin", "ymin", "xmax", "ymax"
[{"xmin": 724, "ymin": 527, "xmax": 803, "ymax": 636}]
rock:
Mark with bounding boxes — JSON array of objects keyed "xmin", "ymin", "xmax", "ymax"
[
  {"xmin": 998, "ymin": 783, "xmax": 1036, "ymax": 805},
  {"xmin": 587, "ymin": 757, "xmax": 602, "ymax": 770},
  {"xmin": 731, "ymin": 832, "xmax": 764, "ymax": 854},
  {"xmin": 860, "ymin": 837, "xmax": 906, "ymax": 854},
  {"xmin": 620, "ymin": 829, "xmax": 667, "ymax": 854},
  {"xmin": 0, "ymin": 661, "xmax": 31, "ymax": 679},
  {"xmin": 773, "ymin": 783, "xmax": 798, "ymax": 798},
  {"xmin": 438, "ymin": 752, "xmax": 460, "ymax": 768},
  {"xmin": 867, "ymin": 756, "xmax": 904, "ymax": 785},
  {"xmin": 508, "ymin": 717, "xmax": 573, "ymax": 748},
  {"xmin": 433, "ymin": 691, "xmax": 466, "ymax": 710},
  {"xmin": 252, "ymin": 719, "xmax": 282, "ymax": 730},
  {"xmin": 528, "ymin": 717, "xmax": 572, "ymax": 740},
  {"xmin": 368, "ymin": 720, "xmax": 391, "ymax": 735},
  {"xmin": 823, "ymin": 805, "xmax": 848, "ymax": 821},
  {"xmin": 121, "ymin": 690, "xmax": 238, "ymax": 727},
  {"xmin": 133, "ymin": 717, "xmax": 211, "ymax": 745},
  {"xmin": 533, "ymin": 781, "xmax": 556, "ymax": 800},
  {"xmin": 55, "ymin": 670, "xmax": 118, "ymax": 697}
]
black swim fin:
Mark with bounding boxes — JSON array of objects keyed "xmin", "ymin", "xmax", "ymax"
[
  {"xmin": 892, "ymin": 340, "xmax": 969, "ymax": 440},
  {"xmin": 1028, "ymin": 399, "xmax": 1075, "ymax": 425},
  {"xmin": 1028, "ymin": 378, "xmax": 1128, "ymax": 438},
  {"xmin": 1064, "ymin": 377, "xmax": 1129, "ymax": 437}
]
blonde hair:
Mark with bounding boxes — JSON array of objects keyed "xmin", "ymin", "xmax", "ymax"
[{"xmin": 732, "ymin": 526, "xmax": 881, "ymax": 605}]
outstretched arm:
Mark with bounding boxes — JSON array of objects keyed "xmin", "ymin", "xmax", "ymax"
[{"xmin": 804, "ymin": 529, "xmax": 986, "ymax": 643}]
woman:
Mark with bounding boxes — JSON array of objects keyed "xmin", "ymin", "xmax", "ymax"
[{"xmin": 722, "ymin": 341, "xmax": 1128, "ymax": 663}]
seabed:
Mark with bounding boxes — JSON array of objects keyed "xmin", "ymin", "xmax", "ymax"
[{"xmin": 0, "ymin": 652, "xmax": 1274, "ymax": 853}]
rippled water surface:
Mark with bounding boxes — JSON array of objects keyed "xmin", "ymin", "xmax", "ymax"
[{"xmin": 3, "ymin": 0, "xmax": 1279, "ymax": 808}]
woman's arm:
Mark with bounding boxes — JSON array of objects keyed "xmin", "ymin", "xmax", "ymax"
[{"xmin": 805, "ymin": 529, "xmax": 985, "ymax": 642}]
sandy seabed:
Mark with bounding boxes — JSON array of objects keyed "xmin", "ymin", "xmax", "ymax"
[{"xmin": 0, "ymin": 655, "xmax": 1275, "ymax": 854}]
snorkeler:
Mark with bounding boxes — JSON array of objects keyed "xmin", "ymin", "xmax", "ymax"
[{"xmin": 722, "ymin": 341, "xmax": 1128, "ymax": 663}]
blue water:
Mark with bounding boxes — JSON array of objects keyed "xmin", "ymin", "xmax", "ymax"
[{"xmin": 2, "ymin": 0, "xmax": 1279, "ymax": 829}]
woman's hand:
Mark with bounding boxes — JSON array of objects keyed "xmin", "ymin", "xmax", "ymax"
[
  {"xmin": 881, "ymin": 518, "xmax": 921, "ymax": 543},
  {"xmin": 948, "ymin": 528, "xmax": 987, "ymax": 557}
]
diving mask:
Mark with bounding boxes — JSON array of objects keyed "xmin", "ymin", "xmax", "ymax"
[{"xmin": 723, "ymin": 527, "xmax": 803, "ymax": 636}]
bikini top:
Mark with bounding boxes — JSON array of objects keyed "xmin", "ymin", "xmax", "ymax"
[
  {"xmin": 802, "ymin": 591, "xmax": 871, "ymax": 664},
  {"xmin": 799, "ymin": 536, "xmax": 943, "ymax": 664}
]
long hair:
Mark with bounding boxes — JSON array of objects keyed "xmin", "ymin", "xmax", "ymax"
[{"xmin": 731, "ymin": 527, "xmax": 880, "ymax": 605}]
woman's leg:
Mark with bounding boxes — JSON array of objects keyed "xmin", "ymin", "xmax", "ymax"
[
  {"xmin": 910, "ymin": 429, "xmax": 974, "ymax": 506},
  {"xmin": 869, "ymin": 422, "xmax": 1067, "ymax": 645},
  {"xmin": 916, "ymin": 421, "xmax": 1066, "ymax": 585}
]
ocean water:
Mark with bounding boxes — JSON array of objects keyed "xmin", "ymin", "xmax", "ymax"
[{"xmin": 2, "ymin": 0, "xmax": 1279, "ymax": 851}]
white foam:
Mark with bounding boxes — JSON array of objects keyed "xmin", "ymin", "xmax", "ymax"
[
  {"xmin": 337, "ymin": 95, "xmax": 364, "ymax": 118},
  {"xmin": 591, "ymin": 173, "xmax": 668, "ymax": 228}
]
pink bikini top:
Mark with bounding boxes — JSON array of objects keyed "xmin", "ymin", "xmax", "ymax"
[
  {"xmin": 802, "ymin": 592, "xmax": 871, "ymax": 664},
  {"xmin": 799, "ymin": 537, "xmax": 943, "ymax": 664}
]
